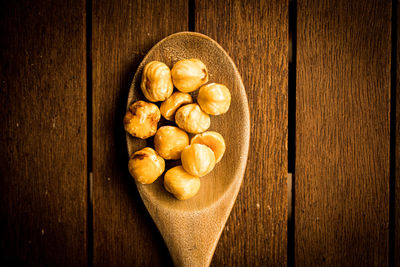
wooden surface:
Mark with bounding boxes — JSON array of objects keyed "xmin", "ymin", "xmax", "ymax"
[
  {"xmin": 126, "ymin": 32, "xmax": 250, "ymax": 267},
  {"xmin": 195, "ymin": 1, "xmax": 289, "ymax": 265},
  {"xmin": 1, "ymin": 0, "xmax": 398, "ymax": 266},
  {"xmin": 0, "ymin": 0, "xmax": 87, "ymax": 265},
  {"xmin": 92, "ymin": 0, "xmax": 186, "ymax": 266},
  {"xmin": 296, "ymin": 0, "xmax": 391, "ymax": 266}
]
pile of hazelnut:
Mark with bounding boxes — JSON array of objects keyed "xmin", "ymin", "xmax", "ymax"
[{"xmin": 124, "ymin": 59, "xmax": 231, "ymax": 200}]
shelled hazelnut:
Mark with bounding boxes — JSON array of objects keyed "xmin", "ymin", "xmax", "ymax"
[
  {"xmin": 128, "ymin": 147, "xmax": 165, "ymax": 184},
  {"xmin": 197, "ymin": 83, "xmax": 231, "ymax": 115},
  {"xmin": 171, "ymin": 59, "xmax": 208, "ymax": 92},
  {"xmin": 191, "ymin": 131, "xmax": 226, "ymax": 163},
  {"xmin": 154, "ymin": 126, "xmax": 189, "ymax": 160},
  {"xmin": 123, "ymin": 100, "xmax": 160, "ymax": 139},
  {"xmin": 160, "ymin": 92, "xmax": 193, "ymax": 121},
  {"xmin": 141, "ymin": 61, "xmax": 173, "ymax": 102},
  {"xmin": 175, "ymin": 104, "xmax": 210, "ymax": 134},
  {"xmin": 164, "ymin": 166, "xmax": 201, "ymax": 200},
  {"xmin": 181, "ymin": 143, "xmax": 215, "ymax": 177}
]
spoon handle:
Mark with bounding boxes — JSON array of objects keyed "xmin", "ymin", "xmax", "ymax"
[
  {"xmin": 141, "ymin": 194, "xmax": 234, "ymax": 267},
  {"xmin": 144, "ymin": 201, "xmax": 225, "ymax": 267},
  {"xmin": 161, "ymin": 213, "xmax": 220, "ymax": 267}
]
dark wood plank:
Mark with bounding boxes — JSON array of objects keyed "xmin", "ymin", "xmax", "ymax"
[
  {"xmin": 92, "ymin": 0, "xmax": 187, "ymax": 265},
  {"xmin": 0, "ymin": 0, "xmax": 87, "ymax": 266},
  {"xmin": 196, "ymin": 1, "xmax": 288, "ymax": 265},
  {"xmin": 296, "ymin": 0, "xmax": 391, "ymax": 265}
]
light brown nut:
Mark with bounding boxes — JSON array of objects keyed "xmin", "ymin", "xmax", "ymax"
[
  {"xmin": 197, "ymin": 83, "xmax": 231, "ymax": 115},
  {"xmin": 181, "ymin": 143, "xmax": 215, "ymax": 177},
  {"xmin": 171, "ymin": 59, "xmax": 208, "ymax": 93},
  {"xmin": 128, "ymin": 147, "xmax": 165, "ymax": 184},
  {"xmin": 141, "ymin": 61, "xmax": 173, "ymax": 102},
  {"xmin": 164, "ymin": 166, "xmax": 201, "ymax": 200},
  {"xmin": 191, "ymin": 131, "xmax": 226, "ymax": 163},
  {"xmin": 154, "ymin": 126, "xmax": 189, "ymax": 160},
  {"xmin": 175, "ymin": 104, "xmax": 210, "ymax": 134},
  {"xmin": 123, "ymin": 100, "xmax": 161, "ymax": 139},
  {"xmin": 160, "ymin": 92, "xmax": 193, "ymax": 121}
]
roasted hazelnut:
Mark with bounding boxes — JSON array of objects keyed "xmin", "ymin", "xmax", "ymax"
[
  {"xmin": 141, "ymin": 61, "xmax": 173, "ymax": 102},
  {"xmin": 191, "ymin": 131, "xmax": 226, "ymax": 163},
  {"xmin": 160, "ymin": 92, "xmax": 193, "ymax": 121},
  {"xmin": 123, "ymin": 100, "xmax": 160, "ymax": 139},
  {"xmin": 181, "ymin": 143, "xmax": 215, "ymax": 177},
  {"xmin": 128, "ymin": 147, "xmax": 165, "ymax": 184},
  {"xmin": 164, "ymin": 166, "xmax": 201, "ymax": 200},
  {"xmin": 197, "ymin": 83, "xmax": 231, "ymax": 115},
  {"xmin": 171, "ymin": 59, "xmax": 208, "ymax": 92},
  {"xmin": 175, "ymin": 104, "xmax": 210, "ymax": 134},
  {"xmin": 154, "ymin": 126, "xmax": 189, "ymax": 160}
]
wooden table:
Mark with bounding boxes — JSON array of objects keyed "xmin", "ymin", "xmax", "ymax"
[{"xmin": 1, "ymin": 0, "xmax": 399, "ymax": 266}]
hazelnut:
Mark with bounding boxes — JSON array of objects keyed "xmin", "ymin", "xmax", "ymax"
[
  {"xmin": 154, "ymin": 126, "xmax": 189, "ymax": 160},
  {"xmin": 181, "ymin": 143, "xmax": 215, "ymax": 177},
  {"xmin": 175, "ymin": 104, "xmax": 210, "ymax": 134},
  {"xmin": 128, "ymin": 147, "xmax": 165, "ymax": 184},
  {"xmin": 124, "ymin": 101, "xmax": 160, "ymax": 139},
  {"xmin": 171, "ymin": 59, "xmax": 208, "ymax": 92},
  {"xmin": 164, "ymin": 166, "xmax": 201, "ymax": 200},
  {"xmin": 160, "ymin": 92, "xmax": 193, "ymax": 121},
  {"xmin": 191, "ymin": 131, "xmax": 226, "ymax": 163},
  {"xmin": 141, "ymin": 61, "xmax": 173, "ymax": 102},
  {"xmin": 197, "ymin": 83, "xmax": 231, "ymax": 115}
]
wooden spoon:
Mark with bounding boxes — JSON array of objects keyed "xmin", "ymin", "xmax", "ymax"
[{"xmin": 126, "ymin": 32, "xmax": 250, "ymax": 267}]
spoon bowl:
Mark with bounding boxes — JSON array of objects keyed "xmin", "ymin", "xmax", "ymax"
[{"xmin": 126, "ymin": 32, "xmax": 250, "ymax": 266}]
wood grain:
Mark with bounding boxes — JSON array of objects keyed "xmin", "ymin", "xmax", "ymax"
[
  {"xmin": 196, "ymin": 0, "xmax": 289, "ymax": 265},
  {"xmin": 296, "ymin": 0, "xmax": 391, "ymax": 266},
  {"xmin": 92, "ymin": 0, "xmax": 187, "ymax": 265},
  {"xmin": 0, "ymin": 0, "xmax": 87, "ymax": 266}
]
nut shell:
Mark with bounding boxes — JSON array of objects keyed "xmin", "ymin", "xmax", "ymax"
[
  {"xmin": 123, "ymin": 101, "xmax": 161, "ymax": 139},
  {"xmin": 175, "ymin": 104, "xmax": 210, "ymax": 134},
  {"xmin": 171, "ymin": 59, "xmax": 208, "ymax": 92},
  {"xmin": 128, "ymin": 147, "xmax": 165, "ymax": 184},
  {"xmin": 160, "ymin": 92, "xmax": 193, "ymax": 121},
  {"xmin": 141, "ymin": 61, "xmax": 173, "ymax": 102},
  {"xmin": 191, "ymin": 131, "xmax": 226, "ymax": 163},
  {"xmin": 154, "ymin": 126, "xmax": 189, "ymax": 160},
  {"xmin": 197, "ymin": 83, "xmax": 231, "ymax": 115},
  {"xmin": 164, "ymin": 166, "xmax": 201, "ymax": 200},
  {"xmin": 181, "ymin": 143, "xmax": 215, "ymax": 177}
]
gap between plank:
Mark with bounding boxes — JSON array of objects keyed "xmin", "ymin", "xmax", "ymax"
[
  {"xmin": 288, "ymin": 0, "xmax": 297, "ymax": 266},
  {"xmin": 86, "ymin": 0, "xmax": 93, "ymax": 265},
  {"xmin": 389, "ymin": 0, "xmax": 397, "ymax": 265},
  {"xmin": 188, "ymin": 0, "xmax": 195, "ymax": 31}
]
